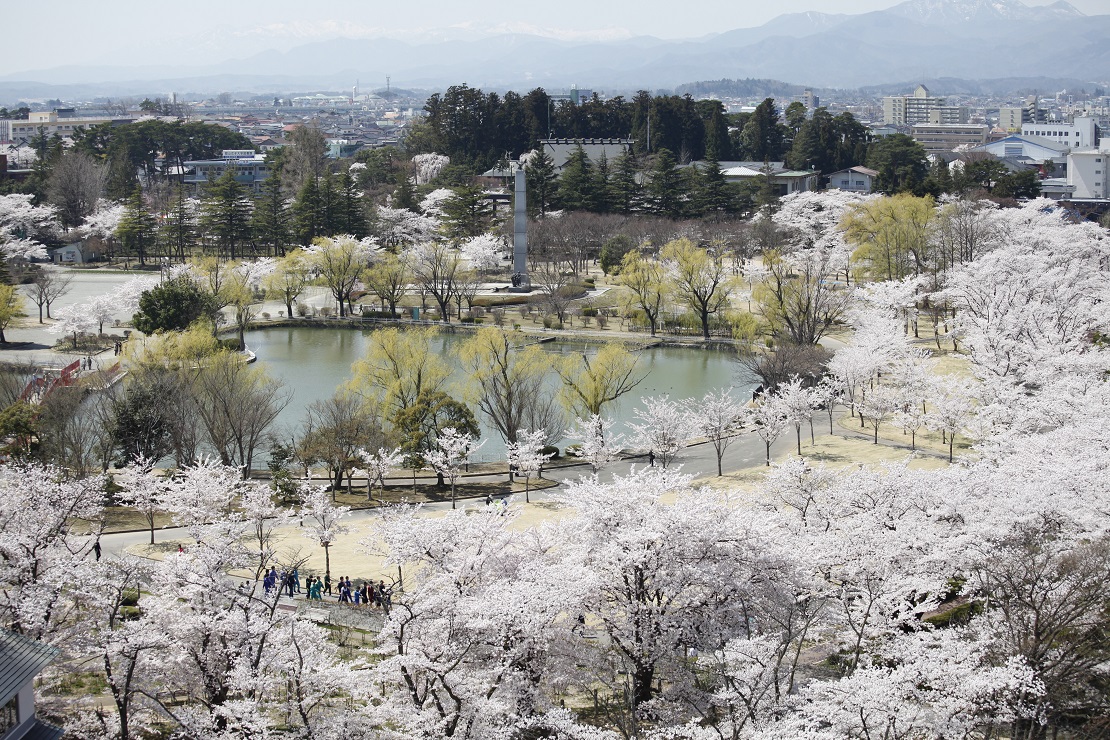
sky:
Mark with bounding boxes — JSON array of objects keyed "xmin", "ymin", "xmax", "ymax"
[{"xmin": 2, "ymin": 0, "xmax": 1107, "ymax": 77}]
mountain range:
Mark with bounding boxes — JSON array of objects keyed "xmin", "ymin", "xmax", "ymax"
[{"xmin": 1, "ymin": 0, "xmax": 1107, "ymax": 100}]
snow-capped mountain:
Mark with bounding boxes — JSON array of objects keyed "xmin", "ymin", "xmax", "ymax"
[{"xmin": 885, "ymin": 0, "xmax": 1084, "ymax": 24}]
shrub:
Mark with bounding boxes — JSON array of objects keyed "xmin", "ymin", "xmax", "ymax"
[
  {"xmin": 319, "ymin": 306, "xmax": 333, "ymax": 317},
  {"xmin": 261, "ymin": 312, "xmax": 270, "ymax": 319},
  {"xmin": 541, "ymin": 445, "xmax": 560, "ymax": 459},
  {"xmin": 564, "ymin": 444, "xmax": 583, "ymax": 458},
  {"xmin": 295, "ymin": 302, "xmax": 309, "ymax": 317}
]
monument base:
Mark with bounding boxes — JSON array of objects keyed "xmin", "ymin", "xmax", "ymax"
[{"xmin": 505, "ymin": 286, "xmax": 534, "ymax": 294}]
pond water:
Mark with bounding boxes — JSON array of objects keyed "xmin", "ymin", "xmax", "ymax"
[{"xmin": 244, "ymin": 326, "xmax": 755, "ymax": 461}]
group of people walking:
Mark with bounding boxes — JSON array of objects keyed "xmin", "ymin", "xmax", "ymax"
[{"xmin": 261, "ymin": 567, "xmax": 391, "ymax": 608}]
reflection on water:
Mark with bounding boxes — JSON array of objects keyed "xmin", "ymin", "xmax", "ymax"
[{"xmin": 245, "ymin": 327, "xmax": 755, "ymax": 460}]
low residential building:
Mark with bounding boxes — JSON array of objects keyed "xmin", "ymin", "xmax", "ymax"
[
  {"xmin": 1021, "ymin": 116, "xmax": 1099, "ymax": 149},
  {"xmin": 825, "ymin": 166, "xmax": 879, "ymax": 194},
  {"xmin": 1, "ymin": 628, "xmax": 63, "ymax": 740},
  {"xmin": 1067, "ymin": 148, "xmax": 1109, "ymax": 200},
  {"xmin": 718, "ymin": 162, "xmax": 819, "ymax": 195},
  {"xmin": 911, "ymin": 123, "xmax": 989, "ymax": 154},
  {"xmin": 182, "ymin": 149, "xmax": 270, "ymax": 195}
]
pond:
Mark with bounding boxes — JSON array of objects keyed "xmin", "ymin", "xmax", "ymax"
[{"xmin": 244, "ymin": 326, "xmax": 755, "ymax": 461}]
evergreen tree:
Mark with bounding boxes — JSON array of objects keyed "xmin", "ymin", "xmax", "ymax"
[
  {"xmin": 609, "ymin": 151, "xmax": 641, "ymax": 214},
  {"xmin": 199, "ymin": 170, "xmax": 253, "ymax": 258},
  {"xmin": 866, "ymin": 133, "xmax": 929, "ymax": 195},
  {"xmin": 251, "ymin": 175, "xmax": 290, "ymax": 256},
  {"xmin": 319, "ymin": 168, "xmax": 341, "ymax": 236},
  {"xmin": 334, "ymin": 168, "xmax": 369, "ymax": 238},
  {"xmin": 647, "ymin": 148, "xmax": 684, "ymax": 219},
  {"xmin": 923, "ymin": 157, "xmax": 954, "ymax": 197},
  {"xmin": 116, "ymin": 188, "xmax": 157, "ymax": 265},
  {"xmin": 393, "ymin": 171, "xmax": 418, "ymax": 211},
  {"xmin": 440, "ymin": 185, "xmax": 490, "ymax": 242},
  {"xmin": 292, "ymin": 175, "xmax": 325, "ymax": 245},
  {"xmin": 525, "ymin": 149, "xmax": 557, "ymax": 216},
  {"xmin": 557, "ymin": 145, "xmax": 597, "ymax": 212},
  {"xmin": 159, "ymin": 187, "xmax": 197, "ymax": 261},
  {"xmin": 592, "ymin": 152, "xmax": 612, "ymax": 213},
  {"xmin": 739, "ymin": 98, "xmax": 786, "ymax": 161},
  {"xmin": 694, "ymin": 154, "xmax": 734, "ymax": 215}
]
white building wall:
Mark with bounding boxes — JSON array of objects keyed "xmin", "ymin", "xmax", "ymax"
[
  {"xmin": 1022, "ymin": 117, "xmax": 1098, "ymax": 149},
  {"xmin": 1067, "ymin": 150, "xmax": 1108, "ymax": 199}
]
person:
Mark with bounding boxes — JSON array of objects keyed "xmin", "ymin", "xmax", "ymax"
[
  {"xmin": 485, "ymin": 493, "xmax": 493, "ymax": 506},
  {"xmin": 360, "ymin": 583, "xmax": 369, "ymax": 606},
  {"xmin": 648, "ymin": 449, "xmax": 655, "ymax": 467},
  {"xmin": 352, "ymin": 585, "xmax": 361, "ymax": 606},
  {"xmin": 338, "ymin": 578, "xmax": 350, "ymax": 603},
  {"xmin": 177, "ymin": 544, "xmax": 185, "ymax": 554},
  {"xmin": 292, "ymin": 567, "xmax": 301, "ymax": 594},
  {"xmin": 92, "ymin": 538, "xmax": 101, "ymax": 561},
  {"xmin": 324, "ymin": 572, "xmax": 332, "ymax": 596}
]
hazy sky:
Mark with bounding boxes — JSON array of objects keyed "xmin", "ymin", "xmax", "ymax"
[{"xmin": 2, "ymin": 0, "xmax": 1107, "ymax": 76}]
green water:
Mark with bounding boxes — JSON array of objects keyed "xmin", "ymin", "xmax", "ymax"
[{"xmin": 244, "ymin": 326, "xmax": 754, "ymax": 461}]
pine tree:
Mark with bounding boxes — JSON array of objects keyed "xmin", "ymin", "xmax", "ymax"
[
  {"xmin": 334, "ymin": 168, "xmax": 368, "ymax": 238},
  {"xmin": 160, "ymin": 187, "xmax": 197, "ymax": 262},
  {"xmin": 251, "ymin": 175, "xmax": 290, "ymax": 257},
  {"xmin": 394, "ymin": 171, "xmax": 418, "ymax": 211},
  {"xmin": 592, "ymin": 152, "xmax": 612, "ymax": 213},
  {"xmin": 557, "ymin": 145, "xmax": 596, "ymax": 212},
  {"xmin": 525, "ymin": 149, "xmax": 557, "ymax": 216},
  {"xmin": 648, "ymin": 148, "xmax": 684, "ymax": 219},
  {"xmin": 200, "ymin": 170, "xmax": 253, "ymax": 259},
  {"xmin": 440, "ymin": 185, "xmax": 489, "ymax": 242},
  {"xmin": 292, "ymin": 175, "xmax": 325, "ymax": 245},
  {"xmin": 694, "ymin": 154, "xmax": 734, "ymax": 215},
  {"xmin": 609, "ymin": 151, "xmax": 641, "ymax": 214},
  {"xmin": 116, "ymin": 188, "xmax": 157, "ymax": 266}
]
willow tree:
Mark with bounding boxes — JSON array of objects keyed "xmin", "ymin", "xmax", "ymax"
[
  {"xmin": 555, "ymin": 342, "xmax": 645, "ymax": 417},
  {"xmin": 348, "ymin": 326, "xmax": 451, "ymax": 420}
]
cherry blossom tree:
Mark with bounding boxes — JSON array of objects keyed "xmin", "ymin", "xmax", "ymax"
[
  {"xmin": 748, "ymin": 392, "xmax": 789, "ymax": 466},
  {"xmin": 160, "ymin": 458, "xmax": 243, "ymax": 544},
  {"xmin": 459, "ymin": 233, "xmax": 505, "ymax": 272},
  {"xmin": 362, "ymin": 502, "xmax": 580, "ymax": 738},
  {"xmin": 628, "ymin": 394, "xmax": 695, "ymax": 469},
  {"xmin": 425, "ymin": 426, "xmax": 485, "ymax": 508},
  {"xmin": 566, "ymin": 414, "xmax": 623, "ymax": 472},
  {"xmin": 412, "ymin": 153, "xmax": 450, "ymax": 186},
  {"xmin": 357, "ymin": 445, "xmax": 403, "ymax": 500},
  {"xmin": 0, "ymin": 461, "xmax": 104, "ymax": 642},
  {"xmin": 506, "ymin": 428, "xmax": 554, "ymax": 502},
  {"xmin": 114, "ymin": 457, "xmax": 169, "ymax": 545},
  {"xmin": 857, "ymin": 383, "xmax": 903, "ymax": 445},
  {"xmin": 685, "ymin": 387, "xmax": 746, "ymax": 476},
  {"xmin": 777, "ymin": 376, "xmax": 817, "ymax": 455},
  {"xmin": 299, "ymin": 483, "xmax": 351, "ymax": 579},
  {"xmin": 48, "ymin": 303, "xmax": 96, "ymax": 349},
  {"xmin": 927, "ymin": 375, "xmax": 976, "ymax": 462},
  {"xmin": 374, "ymin": 204, "xmax": 440, "ymax": 248}
]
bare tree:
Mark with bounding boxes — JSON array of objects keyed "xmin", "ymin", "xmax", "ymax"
[
  {"xmin": 530, "ymin": 260, "xmax": 580, "ymax": 327},
  {"xmin": 47, "ymin": 151, "xmax": 107, "ymax": 231},
  {"xmin": 408, "ymin": 242, "xmax": 460, "ymax": 322},
  {"xmin": 24, "ymin": 269, "xmax": 73, "ymax": 323},
  {"xmin": 192, "ymin": 352, "xmax": 291, "ymax": 477}
]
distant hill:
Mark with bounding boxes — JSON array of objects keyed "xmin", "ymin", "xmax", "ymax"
[
  {"xmin": 0, "ymin": 0, "xmax": 1107, "ymax": 100},
  {"xmin": 674, "ymin": 79, "xmax": 812, "ymax": 99}
]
